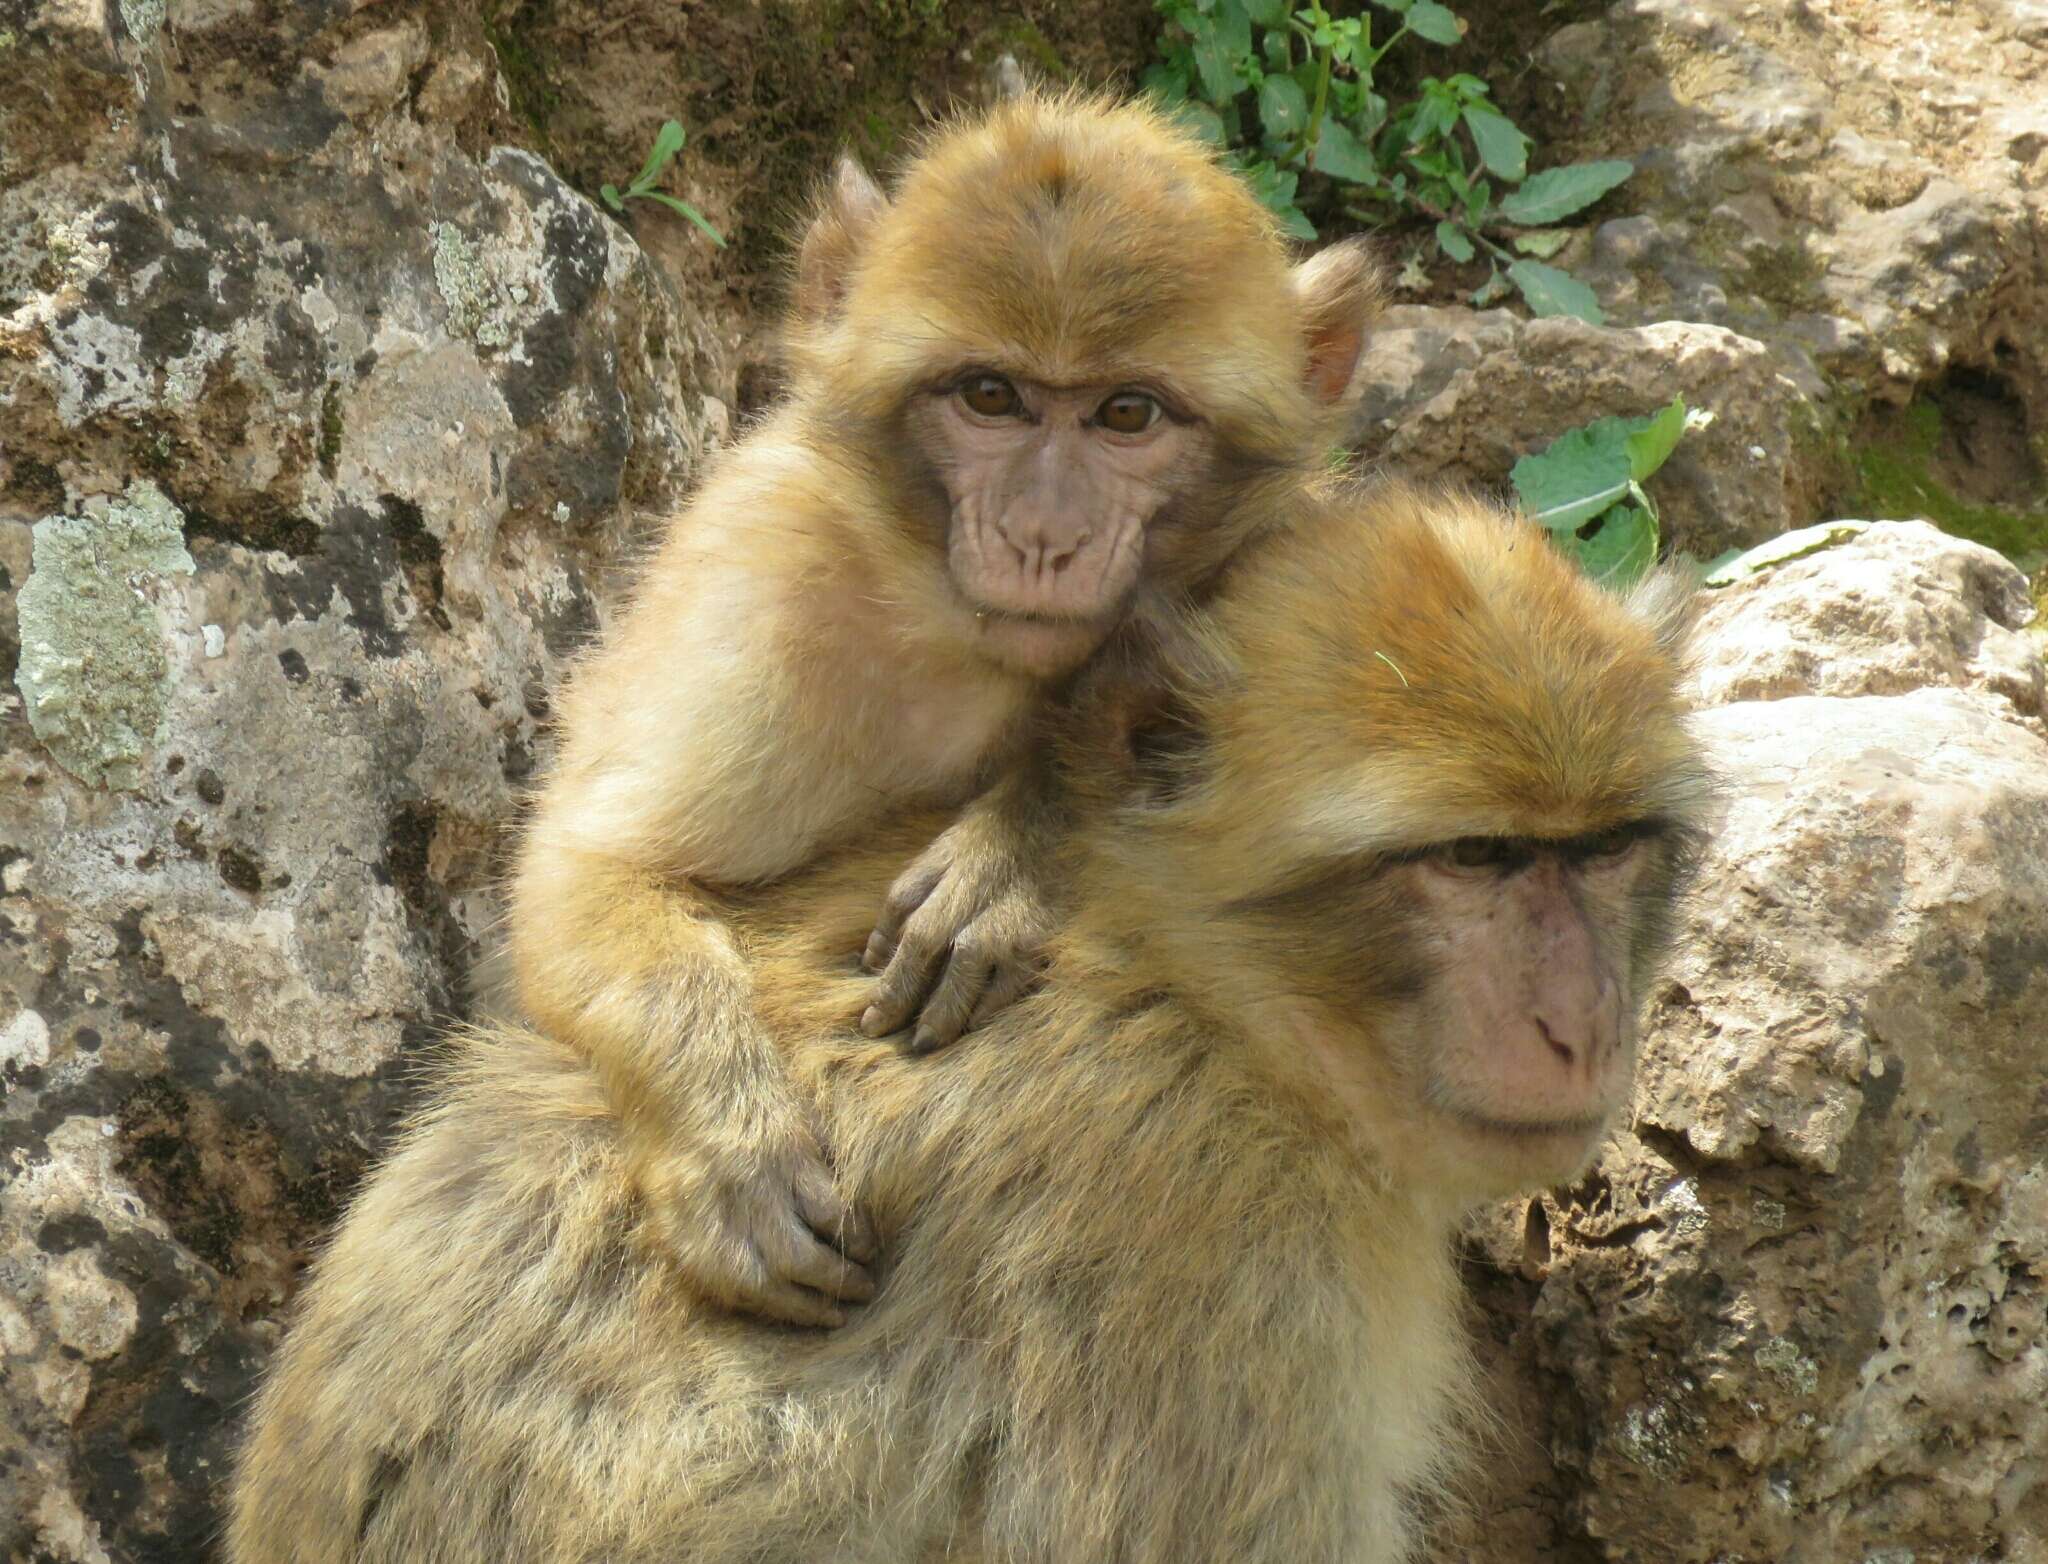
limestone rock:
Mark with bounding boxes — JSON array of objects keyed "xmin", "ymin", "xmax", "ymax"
[
  {"xmin": 0, "ymin": 4, "xmax": 729, "ymax": 1558},
  {"xmin": 1453, "ymin": 524, "xmax": 2048, "ymax": 1561},
  {"xmin": 1356, "ymin": 314, "xmax": 1808, "ymax": 558}
]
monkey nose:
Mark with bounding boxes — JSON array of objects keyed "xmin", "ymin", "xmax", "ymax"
[{"xmin": 1533, "ymin": 1014, "xmax": 1578, "ymax": 1068}]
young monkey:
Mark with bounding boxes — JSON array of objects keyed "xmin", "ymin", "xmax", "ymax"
[{"xmin": 505, "ymin": 93, "xmax": 1384, "ymax": 1324}]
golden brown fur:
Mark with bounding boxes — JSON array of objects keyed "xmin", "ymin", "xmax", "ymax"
[
  {"xmin": 230, "ymin": 487, "xmax": 1708, "ymax": 1563},
  {"xmin": 504, "ymin": 91, "xmax": 1385, "ymax": 1325}
]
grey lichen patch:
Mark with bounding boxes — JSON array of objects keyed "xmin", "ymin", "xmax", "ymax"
[
  {"xmin": 117, "ymin": 0, "xmax": 165, "ymax": 46},
  {"xmin": 431, "ymin": 222, "xmax": 523, "ymax": 349},
  {"xmin": 1616, "ymin": 1398, "xmax": 1687, "ymax": 1475},
  {"xmin": 1755, "ymin": 1334, "xmax": 1821, "ymax": 1395},
  {"xmin": 14, "ymin": 480, "xmax": 195, "ymax": 790}
]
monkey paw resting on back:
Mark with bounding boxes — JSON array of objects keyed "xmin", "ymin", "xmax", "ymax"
[
  {"xmin": 230, "ymin": 487, "xmax": 1712, "ymax": 1564},
  {"xmin": 505, "ymin": 93, "xmax": 1384, "ymax": 1324}
]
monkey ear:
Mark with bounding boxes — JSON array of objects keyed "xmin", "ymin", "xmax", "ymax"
[
  {"xmin": 1289, "ymin": 237, "xmax": 1387, "ymax": 409},
  {"xmin": 1625, "ymin": 560, "xmax": 1703, "ymax": 661},
  {"xmin": 792, "ymin": 156, "xmax": 889, "ymax": 327}
]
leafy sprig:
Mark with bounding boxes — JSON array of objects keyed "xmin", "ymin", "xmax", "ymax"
[
  {"xmin": 600, "ymin": 120, "xmax": 726, "ymax": 248},
  {"xmin": 1145, "ymin": 0, "xmax": 1631, "ymax": 322},
  {"xmin": 1511, "ymin": 397, "xmax": 1706, "ymax": 584}
]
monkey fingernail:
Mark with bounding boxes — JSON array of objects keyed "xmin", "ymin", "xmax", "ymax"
[{"xmin": 860, "ymin": 1006, "xmax": 889, "ymax": 1037}]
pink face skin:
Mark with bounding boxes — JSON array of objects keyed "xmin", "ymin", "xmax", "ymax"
[
  {"xmin": 914, "ymin": 372, "xmax": 1211, "ymax": 677},
  {"xmin": 1296, "ymin": 825, "xmax": 1668, "ymax": 1200}
]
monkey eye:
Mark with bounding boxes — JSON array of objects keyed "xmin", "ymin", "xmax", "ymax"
[
  {"xmin": 1443, "ymin": 836, "xmax": 1527, "ymax": 871},
  {"xmin": 959, "ymin": 375, "xmax": 1024, "ymax": 418},
  {"xmin": 1569, "ymin": 823, "xmax": 1648, "ymax": 861},
  {"xmin": 1095, "ymin": 391, "xmax": 1160, "ymax": 435}
]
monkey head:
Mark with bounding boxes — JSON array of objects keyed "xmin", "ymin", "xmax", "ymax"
[
  {"xmin": 1085, "ymin": 488, "xmax": 1712, "ymax": 1201},
  {"xmin": 784, "ymin": 94, "xmax": 1385, "ymax": 678}
]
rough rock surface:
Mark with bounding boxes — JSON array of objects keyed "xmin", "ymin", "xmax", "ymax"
[
  {"xmin": 1448, "ymin": 522, "xmax": 2048, "ymax": 1563},
  {"xmin": 1356, "ymin": 311, "xmax": 1813, "ymax": 557},
  {"xmin": 0, "ymin": 3, "xmax": 727, "ymax": 1558},
  {"xmin": 1358, "ymin": 0, "xmax": 2048, "ymax": 569}
]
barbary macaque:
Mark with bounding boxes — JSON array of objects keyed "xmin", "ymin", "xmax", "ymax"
[
  {"xmin": 505, "ymin": 93, "xmax": 1385, "ymax": 1324},
  {"xmin": 230, "ymin": 485, "xmax": 1711, "ymax": 1564}
]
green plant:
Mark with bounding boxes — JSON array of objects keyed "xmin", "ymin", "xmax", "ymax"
[
  {"xmin": 601, "ymin": 120, "xmax": 726, "ymax": 247},
  {"xmin": 1144, "ymin": 0, "xmax": 1631, "ymax": 321},
  {"xmin": 1510, "ymin": 396, "xmax": 1697, "ymax": 584}
]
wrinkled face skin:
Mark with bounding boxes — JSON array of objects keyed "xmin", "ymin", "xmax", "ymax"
[
  {"xmin": 908, "ymin": 370, "xmax": 1213, "ymax": 677},
  {"xmin": 1276, "ymin": 820, "xmax": 1691, "ymax": 1201}
]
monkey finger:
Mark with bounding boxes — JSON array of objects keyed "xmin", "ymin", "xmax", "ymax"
[
  {"xmin": 864, "ymin": 857, "xmax": 951, "ymax": 972},
  {"xmin": 767, "ymin": 1217, "xmax": 878, "ymax": 1305},
  {"xmin": 860, "ymin": 924, "xmax": 951, "ymax": 1037},
  {"xmin": 909, "ymin": 941, "xmax": 998, "ymax": 1053},
  {"xmin": 967, "ymin": 959, "xmax": 1038, "ymax": 1031},
  {"xmin": 744, "ymin": 1278, "xmax": 850, "ymax": 1331},
  {"xmin": 793, "ymin": 1167, "xmax": 879, "ymax": 1265}
]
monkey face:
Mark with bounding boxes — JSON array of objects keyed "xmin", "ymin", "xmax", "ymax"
[
  {"xmin": 901, "ymin": 372, "xmax": 1213, "ymax": 677},
  {"xmin": 1271, "ymin": 823, "xmax": 1696, "ymax": 1199},
  {"xmin": 1089, "ymin": 486, "xmax": 1713, "ymax": 1207}
]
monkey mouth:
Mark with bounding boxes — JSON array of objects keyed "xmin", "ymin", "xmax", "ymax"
[
  {"xmin": 1446, "ymin": 1108, "xmax": 1612, "ymax": 1141},
  {"xmin": 966, "ymin": 604, "xmax": 1116, "ymax": 675}
]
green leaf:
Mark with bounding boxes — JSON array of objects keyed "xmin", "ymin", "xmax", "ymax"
[
  {"xmin": 1497, "ymin": 158, "xmax": 1634, "ymax": 223},
  {"xmin": 1354, "ymin": 89, "xmax": 1388, "ymax": 137},
  {"xmin": 1406, "ymin": 0, "xmax": 1465, "ymax": 44},
  {"xmin": 1410, "ymin": 85, "xmax": 1459, "ymax": 142},
  {"xmin": 1436, "ymin": 221, "xmax": 1475, "ymax": 262},
  {"xmin": 1262, "ymin": 28, "xmax": 1292, "ymax": 68},
  {"xmin": 1565, "ymin": 502, "xmax": 1659, "ymax": 586},
  {"xmin": 1624, "ymin": 395, "xmax": 1689, "ymax": 483},
  {"xmin": 1375, "ymin": 0, "xmax": 1414, "ymax": 13},
  {"xmin": 1191, "ymin": 0, "xmax": 1254, "ymax": 100},
  {"xmin": 1511, "ymin": 227, "xmax": 1571, "ymax": 257},
  {"xmin": 1170, "ymin": 99, "xmax": 1229, "ymax": 145},
  {"xmin": 1243, "ymin": 0, "xmax": 1288, "ymax": 22},
  {"xmin": 1142, "ymin": 60, "xmax": 1192, "ymax": 104},
  {"xmin": 599, "ymin": 183, "xmax": 626, "ymax": 213},
  {"xmin": 628, "ymin": 120, "xmax": 688, "ymax": 192},
  {"xmin": 1507, "ymin": 259, "xmax": 1604, "ymax": 323},
  {"xmin": 1309, "ymin": 118, "xmax": 1379, "ymax": 183},
  {"xmin": 1511, "ymin": 404, "xmax": 1692, "ymax": 536},
  {"xmin": 1471, "ymin": 265, "xmax": 1511, "ymax": 306},
  {"xmin": 1702, "ymin": 521, "xmax": 1870, "ymax": 586},
  {"xmin": 1462, "ymin": 104, "xmax": 1529, "ymax": 180},
  {"xmin": 641, "ymin": 192, "xmax": 727, "ymax": 247},
  {"xmin": 1235, "ymin": 159, "xmax": 1318, "ymax": 237},
  {"xmin": 1259, "ymin": 74, "xmax": 1309, "ymax": 138}
]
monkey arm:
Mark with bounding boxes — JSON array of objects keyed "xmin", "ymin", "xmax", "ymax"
[
  {"xmin": 856, "ymin": 753, "xmax": 1067, "ymax": 1051},
  {"xmin": 507, "ymin": 834, "xmax": 878, "ymax": 1326},
  {"xmin": 503, "ymin": 534, "xmax": 900, "ymax": 1328}
]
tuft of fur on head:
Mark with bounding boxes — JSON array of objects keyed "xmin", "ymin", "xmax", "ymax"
[
  {"xmin": 783, "ymin": 90, "xmax": 1377, "ymax": 465},
  {"xmin": 1078, "ymin": 481, "xmax": 1711, "ymax": 933}
]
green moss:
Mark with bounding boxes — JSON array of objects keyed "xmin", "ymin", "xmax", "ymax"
[
  {"xmin": 978, "ymin": 17, "xmax": 1067, "ymax": 77},
  {"xmin": 1848, "ymin": 397, "xmax": 2048, "ymax": 570},
  {"xmin": 482, "ymin": 1, "xmax": 560, "ymax": 143}
]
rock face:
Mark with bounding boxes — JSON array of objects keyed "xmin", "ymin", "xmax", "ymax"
[
  {"xmin": 1453, "ymin": 522, "xmax": 2048, "ymax": 1562},
  {"xmin": 1357, "ymin": 0, "xmax": 2048, "ymax": 574},
  {"xmin": 0, "ymin": 3, "xmax": 727, "ymax": 1558}
]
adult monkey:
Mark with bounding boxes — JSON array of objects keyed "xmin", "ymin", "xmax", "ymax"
[
  {"xmin": 506, "ymin": 93, "xmax": 1385, "ymax": 1325},
  {"xmin": 230, "ymin": 486, "xmax": 1711, "ymax": 1564}
]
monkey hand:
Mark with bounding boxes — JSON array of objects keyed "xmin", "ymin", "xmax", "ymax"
[
  {"xmin": 858, "ymin": 804, "xmax": 1056, "ymax": 1052},
  {"xmin": 635, "ymin": 1112, "xmax": 879, "ymax": 1329}
]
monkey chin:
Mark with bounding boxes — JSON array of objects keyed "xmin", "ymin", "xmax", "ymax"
[
  {"xmin": 967, "ymin": 608, "xmax": 1116, "ymax": 678},
  {"xmin": 1429, "ymin": 1104, "xmax": 1620, "ymax": 1200}
]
